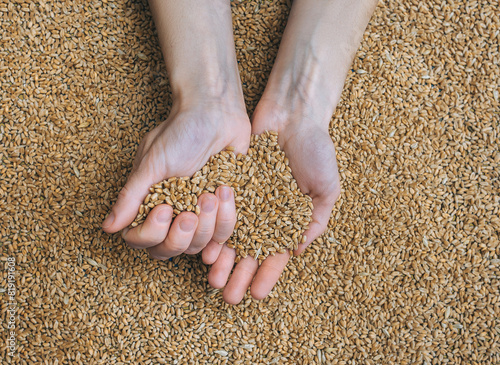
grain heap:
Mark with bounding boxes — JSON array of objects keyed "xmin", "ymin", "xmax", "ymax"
[
  {"xmin": 132, "ymin": 131, "xmax": 313, "ymax": 261},
  {"xmin": 1, "ymin": 0, "xmax": 499, "ymax": 364}
]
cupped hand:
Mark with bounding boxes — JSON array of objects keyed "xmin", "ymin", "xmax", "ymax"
[
  {"xmin": 102, "ymin": 101, "xmax": 251, "ymax": 261},
  {"xmin": 209, "ymin": 103, "xmax": 341, "ymax": 304}
]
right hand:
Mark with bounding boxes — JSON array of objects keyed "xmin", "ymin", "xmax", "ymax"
[
  {"xmin": 102, "ymin": 100, "xmax": 251, "ymax": 261},
  {"xmin": 209, "ymin": 100, "xmax": 341, "ymax": 304}
]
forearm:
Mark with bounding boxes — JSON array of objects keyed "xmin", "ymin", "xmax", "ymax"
[
  {"xmin": 262, "ymin": 0, "xmax": 378, "ymax": 128},
  {"xmin": 148, "ymin": 0, "xmax": 244, "ymax": 109}
]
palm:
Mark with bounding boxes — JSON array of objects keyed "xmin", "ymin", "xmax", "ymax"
[
  {"xmin": 133, "ymin": 106, "xmax": 250, "ymax": 183},
  {"xmin": 213, "ymin": 115, "xmax": 341, "ymax": 304},
  {"xmin": 103, "ymin": 103, "xmax": 251, "ymax": 263},
  {"xmin": 277, "ymin": 125, "xmax": 340, "ymax": 252}
]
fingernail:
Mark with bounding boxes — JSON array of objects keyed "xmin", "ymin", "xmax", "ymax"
[
  {"xmin": 219, "ymin": 186, "xmax": 232, "ymax": 202},
  {"xmin": 156, "ymin": 208, "xmax": 171, "ymax": 223},
  {"xmin": 201, "ymin": 196, "xmax": 217, "ymax": 213},
  {"xmin": 102, "ymin": 212, "xmax": 115, "ymax": 229},
  {"xmin": 180, "ymin": 217, "xmax": 196, "ymax": 232}
]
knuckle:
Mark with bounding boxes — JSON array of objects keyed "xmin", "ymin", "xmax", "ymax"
[
  {"xmin": 126, "ymin": 241, "xmax": 143, "ymax": 250},
  {"xmin": 184, "ymin": 245, "xmax": 204, "ymax": 255},
  {"xmin": 195, "ymin": 222, "xmax": 215, "ymax": 237},
  {"xmin": 138, "ymin": 225, "xmax": 165, "ymax": 246},
  {"xmin": 212, "ymin": 231, "xmax": 231, "ymax": 243},
  {"xmin": 217, "ymin": 215, "xmax": 237, "ymax": 229},
  {"xmin": 199, "ymin": 192, "xmax": 215, "ymax": 200},
  {"xmin": 166, "ymin": 239, "xmax": 190, "ymax": 254},
  {"xmin": 148, "ymin": 250, "xmax": 170, "ymax": 261},
  {"xmin": 124, "ymin": 226, "xmax": 165, "ymax": 249}
]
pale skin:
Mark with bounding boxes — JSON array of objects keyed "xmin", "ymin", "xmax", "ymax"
[{"xmin": 103, "ymin": 0, "xmax": 378, "ymax": 304}]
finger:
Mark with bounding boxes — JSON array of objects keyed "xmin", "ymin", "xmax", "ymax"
[
  {"xmin": 250, "ymin": 252, "xmax": 290, "ymax": 300},
  {"xmin": 212, "ymin": 186, "xmax": 237, "ymax": 243},
  {"xmin": 147, "ymin": 212, "xmax": 198, "ymax": 260},
  {"xmin": 184, "ymin": 194, "xmax": 219, "ymax": 254},
  {"xmin": 222, "ymin": 256, "xmax": 259, "ymax": 305},
  {"xmin": 122, "ymin": 205, "xmax": 173, "ymax": 249},
  {"xmin": 250, "ymin": 106, "xmax": 274, "ymax": 135},
  {"xmin": 207, "ymin": 244, "xmax": 236, "ymax": 289},
  {"xmin": 250, "ymin": 119, "xmax": 267, "ymax": 135},
  {"xmin": 294, "ymin": 194, "xmax": 337, "ymax": 256},
  {"xmin": 228, "ymin": 122, "xmax": 251, "ymax": 155},
  {"xmin": 102, "ymin": 162, "xmax": 157, "ymax": 234},
  {"xmin": 202, "ymin": 239, "xmax": 225, "ymax": 265}
]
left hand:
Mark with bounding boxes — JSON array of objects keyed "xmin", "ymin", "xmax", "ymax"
[
  {"xmin": 102, "ymin": 101, "xmax": 251, "ymax": 261},
  {"xmin": 206, "ymin": 101, "xmax": 341, "ymax": 304}
]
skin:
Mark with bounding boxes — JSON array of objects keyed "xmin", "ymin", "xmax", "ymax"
[
  {"xmin": 103, "ymin": 0, "xmax": 378, "ymax": 304},
  {"xmin": 102, "ymin": 0, "xmax": 250, "ymax": 265},
  {"xmin": 223, "ymin": 0, "xmax": 380, "ymax": 303}
]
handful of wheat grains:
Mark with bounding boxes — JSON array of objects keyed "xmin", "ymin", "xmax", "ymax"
[{"xmin": 132, "ymin": 131, "xmax": 313, "ymax": 262}]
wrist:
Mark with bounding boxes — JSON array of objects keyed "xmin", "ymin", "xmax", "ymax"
[
  {"xmin": 253, "ymin": 0, "xmax": 378, "ymax": 133},
  {"xmin": 149, "ymin": 0, "xmax": 246, "ymax": 114},
  {"xmin": 168, "ymin": 79, "xmax": 250, "ymax": 136},
  {"xmin": 255, "ymin": 63, "xmax": 340, "ymax": 134},
  {"xmin": 170, "ymin": 63, "xmax": 246, "ymax": 113},
  {"xmin": 257, "ymin": 44, "xmax": 344, "ymax": 133}
]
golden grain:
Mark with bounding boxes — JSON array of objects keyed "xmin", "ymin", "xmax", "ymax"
[
  {"xmin": 132, "ymin": 131, "xmax": 312, "ymax": 261},
  {"xmin": 1, "ymin": 0, "xmax": 498, "ymax": 364}
]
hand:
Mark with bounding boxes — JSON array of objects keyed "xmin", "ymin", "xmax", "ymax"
[
  {"xmin": 102, "ymin": 101, "xmax": 251, "ymax": 261},
  {"xmin": 208, "ymin": 0, "xmax": 377, "ymax": 303},
  {"xmin": 103, "ymin": 0, "xmax": 252, "ymax": 262},
  {"xmin": 206, "ymin": 101, "xmax": 341, "ymax": 305}
]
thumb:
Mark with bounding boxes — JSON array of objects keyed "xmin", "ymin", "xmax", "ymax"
[
  {"xmin": 102, "ymin": 169, "xmax": 156, "ymax": 233},
  {"xmin": 293, "ymin": 195, "xmax": 335, "ymax": 256}
]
